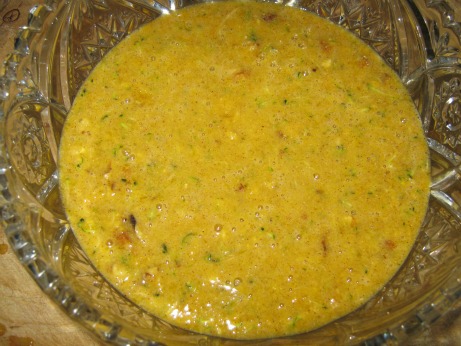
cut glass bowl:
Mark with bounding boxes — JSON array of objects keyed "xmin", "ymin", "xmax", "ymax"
[{"xmin": 1, "ymin": 0, "xmax": 461, "ymax": 344}]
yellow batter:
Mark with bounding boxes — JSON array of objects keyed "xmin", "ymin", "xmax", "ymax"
[{"xmin": 59, "ymin": 1, "xmax": 430, "ymax": 339}]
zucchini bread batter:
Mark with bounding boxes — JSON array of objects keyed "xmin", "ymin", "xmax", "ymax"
[{"xmin": 59, "ymin": 1, "xmax": 430, "ymax": 339}]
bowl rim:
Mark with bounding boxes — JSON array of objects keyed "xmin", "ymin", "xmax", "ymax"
[{"xmin": 2, "ymin": 0, "xmax": 461, "ymax": 344}]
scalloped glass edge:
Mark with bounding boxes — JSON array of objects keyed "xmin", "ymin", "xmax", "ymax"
[{"xmin": 1, "ymin": 0, "xmax": 461, "ymax": 345}]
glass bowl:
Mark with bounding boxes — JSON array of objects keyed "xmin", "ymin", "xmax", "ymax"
[{"xmin": 1, "ymin": 0, "xmax": 461, "ymax": 344}]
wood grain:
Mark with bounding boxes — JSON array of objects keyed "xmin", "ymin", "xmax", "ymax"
[{"xmin": 0, "ymin": 232, "xmax": 105, "ymax": 346}]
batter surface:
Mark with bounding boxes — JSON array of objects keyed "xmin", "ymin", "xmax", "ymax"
[{"xmin": 59, "ymin": 1, "xmax": 430, "ymax": 339}]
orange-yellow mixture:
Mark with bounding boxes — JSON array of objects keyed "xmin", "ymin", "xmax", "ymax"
[{"xmin": 59, "ymin": 1, "xmax": 430, "ymax": 339}]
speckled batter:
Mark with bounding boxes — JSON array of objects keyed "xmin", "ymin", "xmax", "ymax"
[{"xmin": 59, "ymin": 1, "xmax": 430, "ymax": 339}]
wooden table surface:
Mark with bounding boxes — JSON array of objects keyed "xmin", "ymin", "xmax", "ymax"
[{"xmin": 1, "ymin": 1, "xmax": 461, "ymax": 345}]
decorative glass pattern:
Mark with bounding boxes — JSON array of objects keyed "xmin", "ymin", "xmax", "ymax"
[{"xmin": 1, "ymin": 0, "xmax": 461, "ymax": 344}]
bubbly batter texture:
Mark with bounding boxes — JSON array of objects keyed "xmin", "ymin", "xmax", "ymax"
[{"xmin": 59, "ymin": 1, "xmax": 430, "ymax": 339}]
